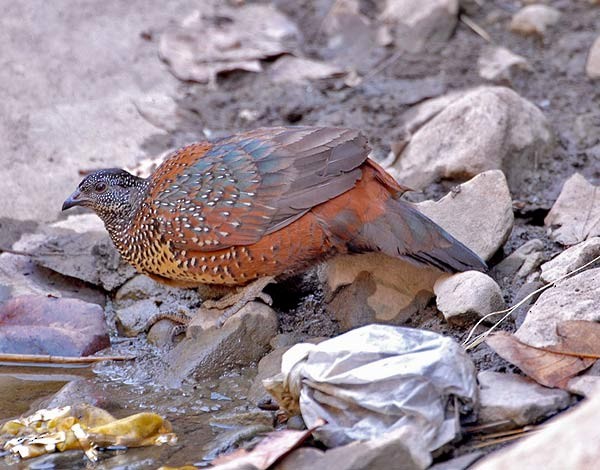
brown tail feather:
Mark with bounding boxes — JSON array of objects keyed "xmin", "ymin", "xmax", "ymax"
[{"xmin": 352, "ymin": 198, "xmax": 487, "ymax": 272}]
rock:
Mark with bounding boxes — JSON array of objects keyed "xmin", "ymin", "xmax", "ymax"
[
  {"xmin": 320, "ymin": 0, "xmax": 380, "ymax": 72},
  {"xmin": 544, "ymin": 173, "xmax": 600, "ymax": 245},
  {"xmin": 493, "ymin": 239, "xmax": 545, "ymax": 283},
  {"xmin": 434, "ymin": 272, "xmax": 505, "ymax": 325},
  {"xmin": 159, "ymin": 4, "xmax": 300, "ymax": 83},
  {"xmin": 477, "ymin": 372, "xmax": 571, "ymax": 428},
  {"xmin": 573, "ymin": 112, "xmax": 600, "ymax": 149},
  {"xmin": 566, "ymin": 375, "xmax": 600, "ymax": 397},
  {"xmin": 115, "ymin": 299, "xmax": 159, "ymax": 337},
  {"xmin": 323, "ymin": 253, "xmax": 442, "ymax": 331},
  {"xmin": 114, "ymin": 274, "xmax": 202, "ymax": 310},
  {"xmin": 586, "ymin": 36, "xmax": 600, "ymax": 79},
  {"xmin": 515, "ymin": 268, "xmax": 600, "ymax": 348},
  {"xmin": 23, "ymin": 214, "xmax": 136, "ymax": 291},
  {"xmin": 0, "ymin": 251, "xmax": 105, "ymax": 306},
  {"xmin": 472, "ymin": 390, "xmax": 600, "ymax": 469},
  {"xmin": 269, "ymin": 56, "xmax": 345, "ymax": 84},
  {"xmin": 275, "ymin": 427, "xmax": 430, "ymax": 470},
  {"xmin": 380, "ymin": 0, "xmax": 459, "ymax": 53},
  {"xmin": 248, "ymin": 347, "xmax": 290, "ymax": 404},
  {"xmin": 160, "ymin": 302, "xmax": 278, "ymax": 386},
  {"xmin": 509, "ymin": 5, "xmax": 560, "ymax": 37},
  {"xmin": 511, "ymin": 281, "xmax": 544, "ymax": 328},
  {"xmin": 478, "ymin": 46, "xmax": 531, "ymax": 83},
  {"xmin": 0, "ymin": 295, "xmax": 109, "ymax": 356},
  {"xmin": 415, "ymin": 170, "xmax": 514, "ymax": 261},
  {"xmin": 540, "ymin": 237, "xmax": 600, "ymax": 283},
  {"xmin": 430, "ymin": 452, "xmax": 484, "ymax": 470},
  {"xmin": 385, "ymin": 86, "xmax": 553, "ymax": 193},
  {"xmin": 248, "ymin": 337, "xmax": 326, "ymax": 404},
  {"xmin": 44, "ymin": 379, "xmax": 121, "ymax": 410}
]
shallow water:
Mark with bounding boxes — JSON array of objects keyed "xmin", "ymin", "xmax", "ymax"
[{"xmin": 0, "ymin": 338, "xmax": 265, "ymax": 469}]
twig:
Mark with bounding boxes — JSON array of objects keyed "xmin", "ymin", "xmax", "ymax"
[
  {"xmin": 0, "ymin": 353, "xmax": 135, "ymax": 365},
  {"xmin": 471, "ymin": 430, "xmax": 541, "ymax": 449},
  {"xmin": 463, "ymin": 253, "xmax": 600, "ymax": 350},
  {"xmin": 460, "ymin": 14, "xmax": 492, "ymax": 43}
]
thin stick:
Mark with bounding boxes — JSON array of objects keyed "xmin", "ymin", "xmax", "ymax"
[
  {"xmin": 460, "ymin": 14, "xmax": 492, "ymax": 42},
  {"xmin": 0, "ymin": 353, "xmax": 135, "ymax": 364},
  {"xmin": 471, "ymin": 430, "xmax": 541, "ymax": 449}
]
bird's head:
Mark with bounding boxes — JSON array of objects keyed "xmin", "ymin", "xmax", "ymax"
[{"xmin": 62, "ymin": 168, "xmax": 147, "ymax": 226}]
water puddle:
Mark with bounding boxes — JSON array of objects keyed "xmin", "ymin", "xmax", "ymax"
[{"xmin": 0, "ymin": 338, "xmax": 264, "ymax": 468}]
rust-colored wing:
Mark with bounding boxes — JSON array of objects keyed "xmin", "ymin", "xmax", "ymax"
[{"xmin": 144, "ymin": 126, "xmax": 370, "ymax": 251}]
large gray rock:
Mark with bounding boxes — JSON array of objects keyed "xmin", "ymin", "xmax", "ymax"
[
  {"xmin": 509, "ymin": 5, "xmax": 560, "ymax": 37},
  {"xmin": 275, "ymin": 427, "xmax": 429, "ymax": 470},
  {"xmin": 478, "ymin": 372, "xmax": 571, "ymax": 428},
  {"xmin": 160, "ymin": 302, "xmax": 278, "ymax": 386},
  {"xmin": 515, "ymin": 268, "xmax": 600, "ymax": 348},
  {"xmin": 380, "ymin": 0, "xmax": 458, "ymax": 53},
  {"xmin": 586, "ymin": 36, "xmax": 600, "ymax": 80},
  {"xmin": 473, "ymin": 390, "xmax": 600, "ymax": 469},
  {"xmin": 385, "ymin": 87, "xmax": 553, "ymax": 193},
  {"xmin": 545, "ymin": 173, "xmax": 600, "ymax": 245},
  {"xmin": 416, "ymin": 170, "xmax": 514, "ymax": 261},
  {"xmin": 540, "ymin": 237, "xmax": 600, "ymax": 284},
  {"xmin": 434, "ymin": 272, "xmax": 505, "ymax": 325}
]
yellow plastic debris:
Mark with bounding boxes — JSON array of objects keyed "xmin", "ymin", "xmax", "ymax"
[{"xmin": 1, "ymin": 403, "xmax": 177, "ymax": 462}]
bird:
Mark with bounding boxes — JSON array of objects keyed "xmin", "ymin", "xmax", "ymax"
[{"xmin": 63, "ymin": 126, "xmax": 486, "ymax": 330}]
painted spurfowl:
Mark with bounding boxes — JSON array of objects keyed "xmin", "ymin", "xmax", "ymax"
[{"xmin": 63, "ymin": 126, "xmax": 486, "ymax": 328}]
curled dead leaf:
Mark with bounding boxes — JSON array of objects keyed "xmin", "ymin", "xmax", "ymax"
[{"xmin": 486, "ymin": 332, "xmax": 594, "ymax": 388}]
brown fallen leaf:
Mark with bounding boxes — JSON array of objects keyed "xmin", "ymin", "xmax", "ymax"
[
  {"xmin": 546, "ymin": 320, "xmax": 600, "ymax": 358},
  {"xmin": 211, "ymin": 419, "xmax": 325, "ymax": 469},
  {"xmin": 486, "ymin": 332, "xmax": 594, "ymax": 388}
]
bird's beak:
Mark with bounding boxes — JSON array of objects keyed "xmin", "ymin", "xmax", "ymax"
[{"xmin": 62, "ymin": 189, "xmax": 83, "ymax": 211}]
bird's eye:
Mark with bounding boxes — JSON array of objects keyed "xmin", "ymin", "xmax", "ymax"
[{"xmin": 94, "ymin": 182, "xmax": 107, "ymax": 193}]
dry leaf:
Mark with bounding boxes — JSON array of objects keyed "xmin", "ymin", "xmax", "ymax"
[
  {"xmin": 547, "ymin": 320, "xmax": 600, "ymax": 358},
  {"xmin": 486, "ymin": 332, "xmax": 594, "ymax": 388},
  {"xmin": 159, "ymin": 5, "xmax": 300, "ymax": 83},
  {"xmin": 211, "ymin": 419, "xmax": 325, "ymax": 469}
]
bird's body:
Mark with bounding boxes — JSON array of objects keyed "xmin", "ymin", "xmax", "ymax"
[{"xmin": 64, "ymin": 126, "xmax": 485, "ymax": 314}]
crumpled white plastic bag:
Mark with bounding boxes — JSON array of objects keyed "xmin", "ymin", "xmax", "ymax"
[{"xmin": 264, "ymin": 324, "xmax": 478, "ymax": 452}]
